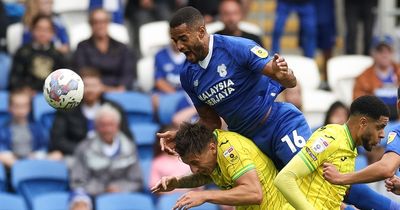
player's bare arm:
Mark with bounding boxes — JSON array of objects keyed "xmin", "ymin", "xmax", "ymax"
[
  {"xmin": 151, "ymin": 173, "xmax": 212, "ymax": 194},
  {"xmin": 323, "ymin": 152, "xmax": 400, "ymax": 185},
  {"xmin": 173, "ymin": 170, "xmax": 263, "ymax": 210},
  {"xmin": 263, "ymin": 53, "xmax": 296, "ymax": 88}
]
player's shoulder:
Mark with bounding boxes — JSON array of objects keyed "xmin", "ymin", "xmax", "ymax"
[
  {"xmin": 214, "ymin": 129, "xmax": 247, "ymax": 149},
  {"xmin": 387, "ymin": 125, "xmax": 400, "ymax": 145},
  {"xmin": 214, "ymin": 34, "xmax": 259, "ymax": 51},
  {"xmin": 313, "ymin": 124, "xmax": 344, "ymax": 140}
]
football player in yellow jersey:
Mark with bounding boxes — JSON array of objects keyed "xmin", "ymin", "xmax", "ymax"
[
  {"xmin": 274, "ymin": 95, "xmax": 390, "ymax": 210},
  {"xmin": 151, "ymin": 122, "xmax": 291, "ymax": 210}
]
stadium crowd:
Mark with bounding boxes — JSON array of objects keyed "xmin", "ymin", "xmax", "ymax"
[{"xmin": 0, "ymin": 0, "xmax": 399, "ymax": 209}]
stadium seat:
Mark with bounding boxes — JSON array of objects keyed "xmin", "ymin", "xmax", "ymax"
[
  {"xmin": 157, "ymin": 92, "xmax": 186, "ymax": 125},
  {"xmin": 32, "ymin": 192, "xmax": 69, "ymax": 210},
  {"xmin": 139, "ymin": 21, "xmax": 170, "ymax": 57},
  {"xmin": 0, "ymin": 163, "xmax": 5, "ymax": 192},
  {"xmin": 6, "ymin": 22, "xmax": 23, "ymax": 55},
  {"xmin": 32, "ymin": 93, "xmax": 56, "ymax": 130},
  {"xmin": 139, "ymin": 157, "xmax": 152, "ymax": 192},
  {"xmin": 0, "ymin": 193, "xmax": 27, "ymax": 210},
  {"xmin": 205, "ymin": 21, "xmax": 224, "ymax": 34},
  {"xmin": 52, "ymin": 0, "xmax": 89, "ymax": 13},
  {"xmin": 130, "ymin": 122, "xmax": 160, "ymax": 159},
  {"xmin": 283, "ymin": 55, "xmax": 320, "ymax": 90},
  {"xmin": 104, "ymin": 91, "xmax": 154, "ymax": 124},
  {"xmin": 96, "ymin": 193, "xmax": 155, "ymax": 210},
  {"xmin": 206, "ymin": 21, "xmax": 263, "ymax": 36},
  {"xmin": 11, "ymin": 160, "xmax": 69, "ymax": 209},
  {"xmin": 68, "ymin": 22, "xmax": 130, "ymax": 51},
  {"xmin": 136, "ymin": 56, "xmax": 155, "ymax": 93},
  {"xmin": 157, "ymin": 192, "xmax": 219, "ymax": 210},
  {"xmin": 0, "ymin": 91, "xmax": 10, "ymax": 125},
  {"xmin": 327, "ymin": 55, "xmax": 373, "ymax": 106}
]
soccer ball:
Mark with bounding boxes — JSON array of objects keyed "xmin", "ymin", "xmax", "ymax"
[{"xmin": 43, "ymin": 69, "xmax": 84, "ymax": 110}]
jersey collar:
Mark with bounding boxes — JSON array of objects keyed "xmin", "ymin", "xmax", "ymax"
[
  {"xmin": 343, "ymin": 124, "xmax": 356, "ymax": 150},
  {"xmin": 198, "ymin": 35, "xmax": 214, "ymax": 69}
]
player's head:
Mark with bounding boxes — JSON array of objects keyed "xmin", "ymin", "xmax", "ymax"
[
  {"xmin": 219, "ymin": 0, "xmax": 243, "ymax": 33},
  {"xmin": 175, "ymin": 122, "xmax": 217, "ymax": 175},
  {"xmin": 79, "ymin": 67, "xmax": 104, "ymax": 105},
  {"xmin": 169, "ymin": 6, "xmax": 209, "ymax": 63},
  {"xmin": 349, "ymin": 95, "xmax": 390, "ymax": 151}
]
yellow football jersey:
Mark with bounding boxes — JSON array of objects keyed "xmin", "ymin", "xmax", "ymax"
[
  {"xmin": 297, "ymin": 124, "xmax": 357, "ymax": 210},
  {"xmin": 210, "ymin": 129, "xmax": 289, "ymax": 210}
]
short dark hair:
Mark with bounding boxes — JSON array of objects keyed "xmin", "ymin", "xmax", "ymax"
[
  {"xmin": 169, "ymin": 6, "xmax": 204, "ymax": 29},
  {"xmin": 31, "ymin": 14, "xmax": 54, "ymax": 32},
  {"xmin": 350, "ymin": 95, "xmax": 390, "ymax": 120},
  {"xmin": 175, "ymin": 122, "xmax": 214, "ymax": 159}
]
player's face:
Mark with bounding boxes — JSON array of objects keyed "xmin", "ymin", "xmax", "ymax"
[
  {"xmin": 170, "ymin": 23, "xmax": 207, "ymax": 63},
  {"xmin": 181, "ymin": 142, "xmax": 217, "ymax": 175},
  {"xmin": 360, "ymin": 116, "xmax": 388, "ymax": 151}
]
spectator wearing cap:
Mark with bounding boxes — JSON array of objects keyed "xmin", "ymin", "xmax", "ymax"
[
  {"xmin": 69, "ymin": 189, "xmax": 93, "ymax": 210},
  {"xmin": 353, "ymin": 35, "xmax": 400, "ymax": 121}
]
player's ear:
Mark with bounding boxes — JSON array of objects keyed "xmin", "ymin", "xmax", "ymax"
[
  {"xmin": 209, "ymin": 141, "xmax": 217, "ymax": 153},
  {"xmin": 359, "ymin": 116, "xmax": 368, "ymax": 128},
  {"xmin": 198, "ymin": 25, "xmax": 206, "ymax": 38}
]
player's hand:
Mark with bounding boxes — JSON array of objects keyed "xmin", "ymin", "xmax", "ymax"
[
  {"xmin": 322, "ymin": 163, "xmax": 344, "ymax": 185},
  {"xmin": 385, "ymin": 175, "xmax": 400, "ymax": 195},
  {"xmin": 272, "ymin": 53, "xmax": 289, "ymax": 73},
  {"xmin": 151, "ymin": 176, "xmax": 179, "ymax": 194},
  {"xmin": 157, "ymin": 130, "xmax": 178, "ymax": 156},
  {"xmin": 173, "ymin": 191, "xmax": 207, "ymax": 210}
]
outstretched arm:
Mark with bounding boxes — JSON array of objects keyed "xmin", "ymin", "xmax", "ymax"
[
  {"xmin": 274, "ymin": 155, "xmax": 316, "ymax": 210},
  {"xmin": 173, "ymin": 170, "xmax": 263, "ymax": 209},
  {"xmin": 263, "ymin": 54, "xmax": 296, "ymax": 88},
  {"xmin": 323, "ymin": 152, "xmax": 400, "ymax": 185},
  {"xmin": 151, "ymin": 173, "xmax": 212, "ymax": 194}
]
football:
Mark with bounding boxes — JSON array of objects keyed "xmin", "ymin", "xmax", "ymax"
[{"xmin": 43, "ymin": 69, "xmax": 84, "ymax": 110}]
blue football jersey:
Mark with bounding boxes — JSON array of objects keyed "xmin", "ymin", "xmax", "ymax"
[
  {"xmin": 180, "ymin": 35, "xmax": 285, "ymax": 137},
  {"xmin": 385, "ymin": 126, "xmax": 400, "ymax": 156}
]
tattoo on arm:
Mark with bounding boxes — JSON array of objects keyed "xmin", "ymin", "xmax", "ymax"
[{"xmin": 177, "ymin": 174, "xmax": 213, "ymax": 188}]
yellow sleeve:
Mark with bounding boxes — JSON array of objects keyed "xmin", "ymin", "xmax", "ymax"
[
  {"xmin": 274, "ymin": 155, "xmax": 316, "ymax": 210},
  {"xmin": 299, "ymin": 129, "xmax": 339, "ymax": 172},
  {"xmin": 217, "ymin": 133, "xmax": 255, "ymax": 181}
]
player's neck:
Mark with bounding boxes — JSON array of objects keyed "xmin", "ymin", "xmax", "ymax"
[
  {"xmin": 200, "ymin": 34, "xmax": 211, "ymax": 61},
  {"xmin": 345, "ymin": 120, "xmax": 360, "ymax": 146}
]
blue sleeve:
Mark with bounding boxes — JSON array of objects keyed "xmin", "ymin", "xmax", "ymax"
[
  {"xmin": 385, "ymin": 131, "xmax": 400, "ymax": 156},
  {"xmin": 154, "ymin": 52, "xmax": 166, "ymax": 81},
  {"xmin": 228, "ymin": 37, "xmax": 273, "ymax": 74},
  {"xmin": 180, "ymin": 66, "xmax": 204, "ymax": 107}
]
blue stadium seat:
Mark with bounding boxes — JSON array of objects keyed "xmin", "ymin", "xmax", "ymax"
[
  {"xmin": 96, "ymin": 193, "xmax": 155, "ymax": 210},
  {"xmin": 139, "ymin": 157, "xmax": 152, "ymax": 192},
  {"xmin": 0, "ymin": 162, "xmax": 5, "ymax": 192},
  {"xmin": 12, "ymin": 160, "xmax": 69, "ymax": 209},
  {"xmin": 32, "ymin": 93, "xmax": 56, "ymax": 130},
  {"xmin": 0, "ymin": 193, "xmax": 28, "ymax": 210},
  {"xmin": 32, "ymin": 192, "xmax": 69, "ymax": 210},
  {"xmin": 158, "ymin": 92, "xmax": 185, "ymax": 125},
  {"xmin": 0, "ymin": 91, "xmax": 10, "ymax": 125},
  {"xmin": 104, "ymin": 91, "xmax": 154, "ymax": 124},
  {"xmin": 157, "ymin": 192, "xmax": 219, "ymax": 210},
  {"xmin": 130, "ymin": 122, "xmax": 160, "ymax": 160}
]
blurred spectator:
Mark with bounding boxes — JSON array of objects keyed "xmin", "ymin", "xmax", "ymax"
[
  {"xmin": 0, "ymin": 89, "xmax": 48, "ymax": 168},
  {"xmin": 49, "ymin": 68, "xmax": 132, "ymax": 164},
  {"xmin": 22, "ymin": 0, "xmax": 70, "ymax": 54},
  {"xmin": 313, "ymin": 0, "xmax": 335, "ymax": 91},
  {"xmin": 89, "ymin": 0, "xmax": 124, "ymax": 24},
  {"xmin": 0, "ymin": 0, "xmax": 11, "ymax": 90},
  {"xmin": 323, "ymin": 101, "xmax": 349, "ymax": 125},
  {"xmin": 281, "ymin": 83, "xmax": 302, "ymax": 111},
  {"xmin": 124, "ymin": 0, "xmax": 176, "ymax": 52},
  {"xmin": 153, "ymin": 43, "xmax": 198, "ymax": 126},
  {"xmin": 272, "ymin": 0, "xmax": 316, "ymax": 58},
  {"xmin": 353, "ymin": 35, "xmax": 400, "ymax": 121},
  {"xmin": 9, "ymin": 14, "xmax": 65, "ymax": 92},
  {"xmin": 73, "ymin": 8, "xmax": 136, "ymax": 92},
  {"xmin": 69, "ymin": 189, "xmax": 93, "ymax": 210},
  {"xmin": 344, "ymin": 0, "xmax": 377, "ymax": 55},
  {"xmin": 70, "ymin": 104, "xmax": 143, "ymax": 196},
  {"xmin": 215, "ymin": 0, "xmax": 263, "ymax": 47},
  {"xmin": 149, "ymin": 125, "xmax": 191, "ymax": 192},
  {"xmin": 188, "ymin": 0, "xmax": 220, "ymax": 23}
]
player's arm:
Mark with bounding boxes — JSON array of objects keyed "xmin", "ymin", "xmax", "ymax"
[
  {"xmin": 274, "ymin": 154, "xmax": 316, "ymax": 210},
  {"xmin": 151, "ymin": 173, "xmax": 213, "ymax": 193},
  {"xmin": 263, "ymin": 54, "xmax": 296, "ymax": 88},
  {"xmin": 323, "ymin": 152, "xmax": 400, "ymax": 185},
  {"xmin": 173, "ymin": 169, "xmax": 263, "ymax": 209},
  {"xmin": 196, "ymin": 105, "xmax": 222, "ymax": 130}
]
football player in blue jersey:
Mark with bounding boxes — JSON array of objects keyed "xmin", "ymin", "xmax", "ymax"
[{"xmin": 158, "ymin": 6, "xmax": 397, "ymax": 209}]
